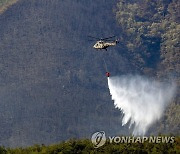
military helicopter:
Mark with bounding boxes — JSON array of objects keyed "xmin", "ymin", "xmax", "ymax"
[{"xmin": 88, "ymin": 35, "xmax": 119, "ymax": 51}]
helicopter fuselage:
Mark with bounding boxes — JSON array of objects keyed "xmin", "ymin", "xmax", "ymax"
[{"xmin": 93, "ymin": 40, "xmax": 117, "ymax": 50}]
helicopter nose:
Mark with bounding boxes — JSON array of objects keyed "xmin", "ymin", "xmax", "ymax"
[{"xmin": 93, "ymin": 44, "xmax": 96, "ymax": 48}]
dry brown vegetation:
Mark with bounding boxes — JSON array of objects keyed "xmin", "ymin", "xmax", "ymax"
[{"xmin": 0, "ymin": 0, "xmax": 19, "ymax": 14}]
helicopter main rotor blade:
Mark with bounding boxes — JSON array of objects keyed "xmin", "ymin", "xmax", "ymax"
[
  {"xmin": 88, "ymin": 39, "xmax": 97, "ymax": 41},
  {"xmin": 101, "ymin": 36, "xmax": 116, "ymax": 40},
  {"xmin": 88, "ymin": 35, "xmax": 101, "ymax": 40}
]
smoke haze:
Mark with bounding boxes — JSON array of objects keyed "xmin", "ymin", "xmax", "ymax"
[{"xmin": 108, "ymin": 75, "xmax": 176, "ymax": 136}]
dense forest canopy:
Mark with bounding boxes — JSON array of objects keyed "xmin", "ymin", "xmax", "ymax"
[
  {"xmin": 116, "ymin": 0, "xmax": 180, "ymax": 134},
  {"xmin": 0, "ymin": 137, "xmax": 179, "ymax": 153},
  {"xmin": 116, "ymin": 0, "xmax": 179, "ymax": 74}
]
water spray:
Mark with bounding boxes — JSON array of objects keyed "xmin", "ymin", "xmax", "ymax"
[{"xmin": 107, "ymin": 75, "xmax": 176, "ymax": 136}]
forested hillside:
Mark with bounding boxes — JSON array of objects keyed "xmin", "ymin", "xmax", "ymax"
[
  {"xmin": 115, "ymin": 0, "xmax": 180, "ymax": 135},
  {"xmin": 0, "ymin": 0, "xmax": 179, "ymax": 147},
  {"xmin": 1, "ymin": 137, "xmax": 180, "ymax": 153},
  {"xmin": 0, "ymin": 0, "xmax": 131, "ymax": 147}
]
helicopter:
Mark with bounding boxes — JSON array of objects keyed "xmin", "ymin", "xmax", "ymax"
[{"xmin": 88, "ymin": 35, "xmax": 119, "ymax": 51}]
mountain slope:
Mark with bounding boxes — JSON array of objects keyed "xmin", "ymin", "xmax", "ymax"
[
  {"xmin": 115, "ymin": 0, "xmax": 180, "ymax": 135},
  {"xmin": 0, "ymin": 0, "xmax": 179, "ymax": 147},
  {"xmin": 0, "ymin": 0, "xmax": 133, "ymax": 147}
]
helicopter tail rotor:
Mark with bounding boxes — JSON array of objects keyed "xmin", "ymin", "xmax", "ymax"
[{"xmin": 115, "ymin": 38, "xmax": 120, "ymax": 44}]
